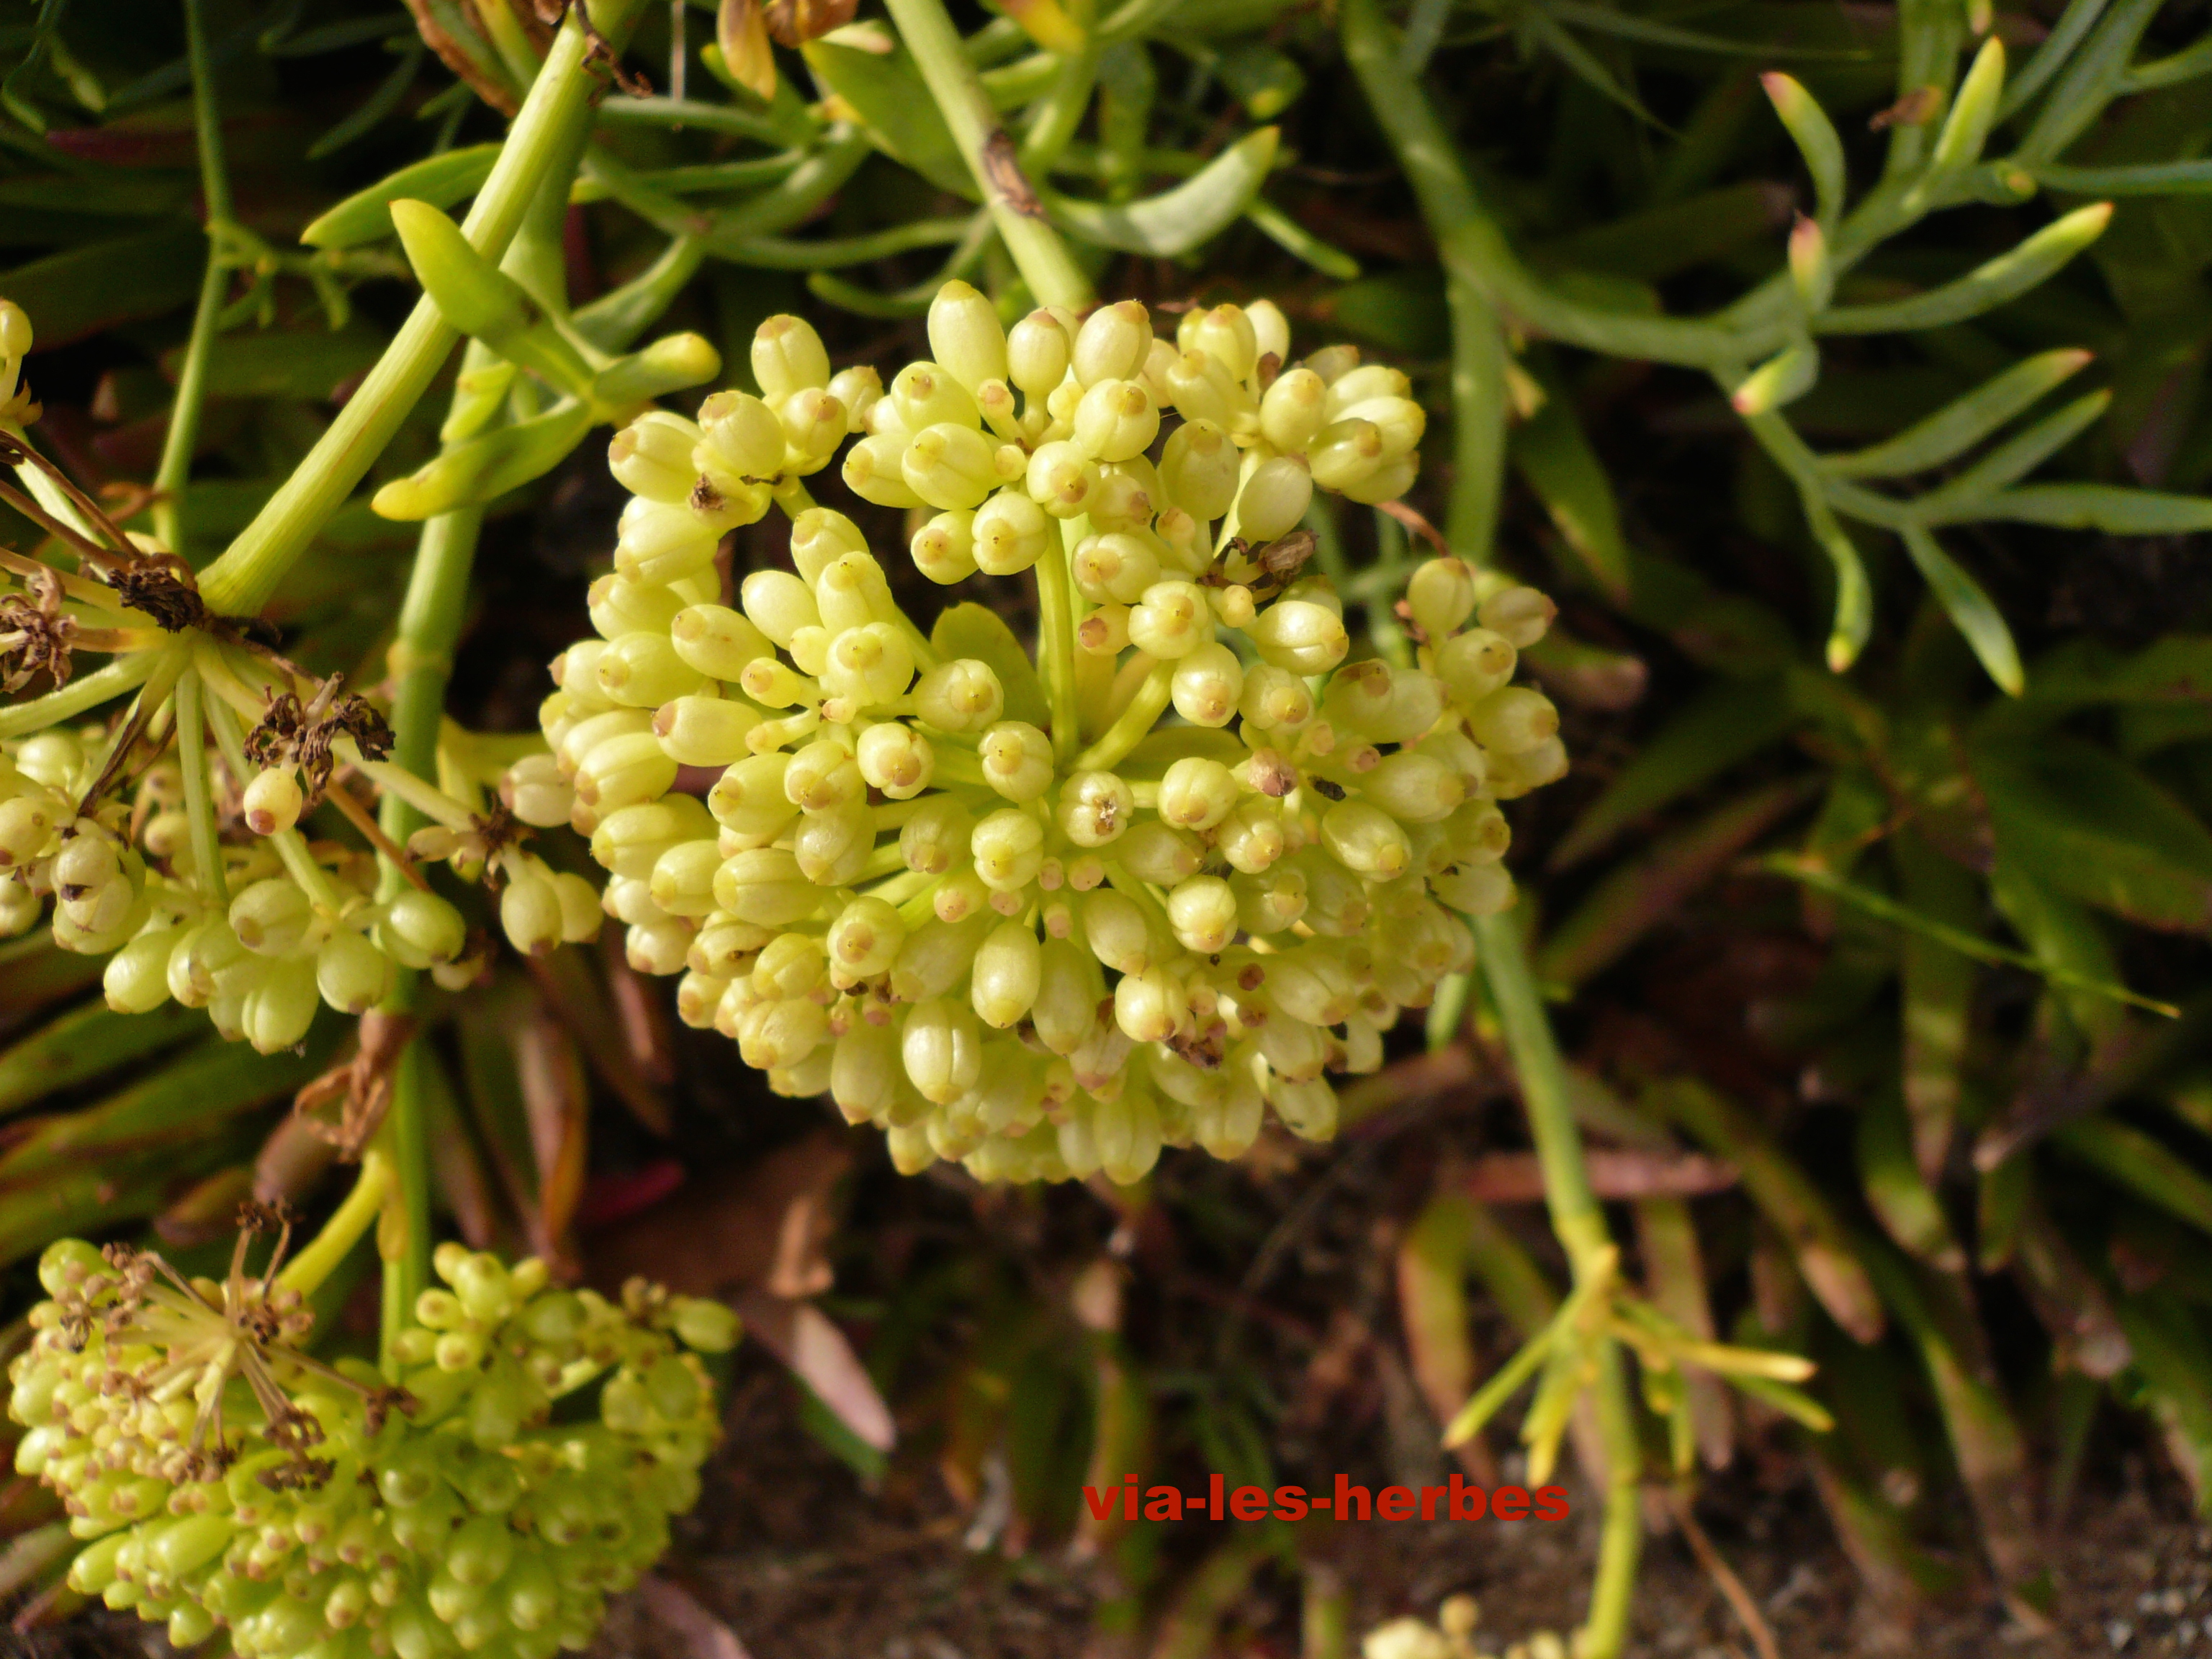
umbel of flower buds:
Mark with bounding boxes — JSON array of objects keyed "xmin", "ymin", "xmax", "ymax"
[
  {"xmin": 12, "ymin": 1233, "xmax": 737, "ymax": 1657},
  {"xmin": 531, "ymin": 287, "xmax": 1567, "ymax": 1186}
]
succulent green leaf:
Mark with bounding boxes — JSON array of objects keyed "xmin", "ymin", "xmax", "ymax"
[
  {"xmin": 389, "ymin": 197, "xmax": 537, "ymax": 344},
  {"xmin": 1962, "ymin": 482, "xmax": 2212, "ymax": 533},
  {"xmin": 590, "ymin": 331, "xmax": 722, "ymax": 407},
  {"xmin": 1045, "ymin": 128, "xmax": 1280, "ymax": 256},
  {"xmin": 1761, "ymin": 73, "xmax": 1845, "ymax": 225},
  {"xmin": 1996, "ymin": 0, "xmax": 2109, "ymax": 117},
  {"xmin": 1820, "ymin": 349, "xmax": 2095, "ymax": 479},
  {"xmin": 1856, "ymin": 1088, "xmax": 1963, "ymax": 1269},
  {"xmin": 371, "ymin": 402, "xmax": 598, "ymax": 521},
  {"xmin": 1913, "ymin": 390, "xmax": 2110, "ymax": 521},
  {"xmin": 1927, "ymin": 36, "xmax": 2006, "ymax": 176},
  {"xmin": 802, "ymin": 39, "xmax": 975, "ymax": 199},
  {"xmin": 1731, "ymin": 341, "xmax": 1820, "ymax": 415},
  {"xmin": 1817, "ymin": 203, "xmax": 2113, "ymax": 335},
  {"xmin": 1511, "ymin": 383, "xmax": 1632, "ymax": 601},
  {"xmin": 2028, "ymin": 158, "xmax": 2212, "ymax": 194},
  {"xmin": 300, "ymin": 145, "xmax": 501, "ymax": 249},
  {"xmin": 1897, "ymin": 526, "xmax": 2023, "ymax": 695}
]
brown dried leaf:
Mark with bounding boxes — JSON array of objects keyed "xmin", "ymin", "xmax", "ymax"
[
  {"xmin": 730, "ymin": 1288, "xmax": 895, "ymax": 1452},
  {"xmin": 634, "ymin": 1575, "xmax": 753, "ymax": 1659}
]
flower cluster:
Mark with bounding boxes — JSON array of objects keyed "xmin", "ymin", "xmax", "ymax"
[
  {"xmin": 534, "ymin": 287, "xmax": 1567, "ymax": 1185},
  {"xmin": 0, "ymin": 721, "xmax": 548, "ymax": 1053},
  {"xmin": 0, "ymin": 298, "xmax": 605, "ymax": 1051},
  {"xmin": 11, "ymin": 1229, "xmax": 736, "ymax": 1656}
]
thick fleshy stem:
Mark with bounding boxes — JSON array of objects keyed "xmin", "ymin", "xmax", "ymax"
[
  {"xmin": 1475, "ymin": 910, "xmax": 1642, "ymax": 1654},
  {"xmin": 881, "ymin": 0, "xmax": 1095, "ymax": 313},
  {"xmin": 275, "ymin": 1148, "xmax": 396, "ymax": 1297},
  {"xmin": 194, "ymin": 0, "xmax": 650, "ymax": 617},
  {"xmin": 1341, "ymin": 1, "xmax": 1647, "ymax": 1644},
  {"xmin": 171, "ymin": 669, "xmax": 228, "ymax": 907},
  {"xmin": 151, "ymin": 0, "xmax": 235, "ymax": 557}
]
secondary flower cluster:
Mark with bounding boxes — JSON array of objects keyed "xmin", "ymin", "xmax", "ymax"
[
  {"xmin": 533, "ymin": 288, "xmax": 1567, "ymax": 1185},
  {"xmin": 0, "ymin": 719, "xmax": 598, "ymax": 1054},
  {"xmin": 12, "ymin": 1229, "xmax": 736, "ymax": 1657},
  {"xmin": 0, "ymin": 297, "xmax": 605, "ymax": 1051}
]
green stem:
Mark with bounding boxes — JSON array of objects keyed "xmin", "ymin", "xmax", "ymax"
[
  {"xmin": 276, "ymin": 1147, "xmax": 395, "ymax": 1296},
  {"xmin": 1039, "ymin": 517, "xmax": 1082, "ymax": 761},
  {"xmin": 1443, "ymin": 272, "xmax": 1509, "ymax": 559},
  {"xmin": 375, "ymin": 1043, "xmax": 432, "ymax": 1378},
  {"xmin": 171, "ymin": 670, "xmax": 228, "ymax": 907},
  {"xmin": 1475, "ymin": 910, "xmax": 1642, "ymax": 1658},
  {"xmin": 1073, "ymin": 658, "xmax": 1172, "ymax": 770},
  {"xmin": 0, "ymin": 651, "xmax": 161, "ymax": 739},
  {"xmin": 883, "ymin": 0, "xmax": 1095, "ymax": 311},
  {"xmin": 153, "ymin": 0, "xmax": 235, "ymax": 558},
  {"xmin": 194, "ymin": 0, "xmax": 647, "ymax": 618}
]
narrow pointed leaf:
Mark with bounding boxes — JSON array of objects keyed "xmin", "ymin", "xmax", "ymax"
[
  {"xmin": 1761, "ymin": 73, "xmax": 1845, "ymax": 225},
  {"xmin": 1817, "ymin": 204, "xmax": 2113, "ymax": 335},
  {"xmin": 300, "ymin": 144, "xmax": 500, "ymax": 248},
  {"xmin": 1511, "ymin": 382, "xmax": 1632, "ymax": 600},
  {"xmin": 1046, "ymin": 129, "xmax": 1280, "ymax": 257},
  {"xmin": 1820, "ymin": 349, "xmax": 2094, "ymax": 480},
  {"xmin": 1898, "ymin": 526, "xmax": 2023, "ymax": 695},
  {"xmin": 1959, "ymin": 482, "xmax": 2212, "ymax": 533},
  {"xmin": 1915, "ymin": 391, "xmax": 2110, "ymax": 519}
]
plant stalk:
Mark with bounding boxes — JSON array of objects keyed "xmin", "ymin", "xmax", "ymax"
[
  {"xmin": 1476, "ymin": 911, "xmax": 1644, "ymax": 1658},
  {"xmin": 153, "ymin": 0, "xmax": 236, "ymax": 559},
  {"xmin": 882, "ymin": 0, "xmax": 1095, "ymax": 312},
  {"xmin": 276, "ymin": 1148, "xmax": 395, "ymax": 1296},
  {"xmin": 194, "ymin": 0, "xmax": 648, "ymax": 618}
]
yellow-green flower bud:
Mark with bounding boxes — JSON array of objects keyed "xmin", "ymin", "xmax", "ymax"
[
  {"xmin": 1071, "ymin": 531, "xmax": 1160, "ymax": 605},
  {"xmin": 714, "ymin": 848, "xmax": 822, "ymax": 926},
  {"xmin": 1189, "ymin": 303, "xmax": 1259, "ymax": 382},
  {"xmin": 243, "ymin": 959, "xmax": 320, "ymax": 1053},
  {"xmin": 1307, "ymin": 418, "xmax": 1385, "ymax": 491},
  {"xmin": 739, "ymin": 997, "xmax": 830, "ymax": 1069},
  {"xmin": 900, "ymin": 796, "xmax": 974, "ymax": 874},
  {"xmin": 105, "ymin": 924, "xmax": 182, "ymax": 1013},
  {"xmin": 903, "ymin": 422, "xmax": 1007, "ymax": 511},
  {"xmin": 1073, "ymin": 300, "xmax": 1153, "ymax": 388},
  {"xmin": 1467, "ymin": 687, "xmax": 1559, "ymax": 755},
  {"xmin": 555, "ymin": 871, "xmax": 603, "ymax": 941},
  {"xmin": 596, "ymin": 631, "xmax": 709, "ymax": 708},
  {"xmin": 915, "ymin": 658, "xmax": 1004, "ymax": 732},
  {"xmin": 971, "ymin": 806, "xmax": 1046, "ymax": 891},
  {"xmin": 1249, "ymin": 599, "xmax": 1349, "ymax": 675},
  {"xmin": 648, "ymin": 840, "xmax": 723, "ymax": 919},
  {"xmin": 1072, "ymin": 379, "xmax": 1160, "ymax": 463},
  {"xmin": 890, "ymin": 361, "xmax": 981, "ymax": 436},
  {"xmin": 855, "ymin": 721, "xmax": 933, "ymax": 797},
  {"xmin": 927, "ymin": 279, "xmax": 1008, "ymax": 391},
  {"xmin": 1235, "ymin": 866, "xmax": 1308, "ymax": 934},
  {"xmin": 782, "ymin": 738, "xmax": 865, "ymax": 811},
  {"xmin": 1129, "ymin": 580, "xmax": 1210, "ymax": 659},
  {"xmin": 832, "ymin": 1020, "xmax": 902, "ymax": 1121},
  {"xmin": 827, "ymin": 364, "xmax": 882, "ymax": 430},
  {"xmin": 1164, "ymin": 349, "xmax": 1255, "ymax": 433},
  {"xmin": 1407, "ymin": 557, "xmax": 1478, "ymax": 639},
  {"xmin": 1259, "ymin": 367, "xmax": 1328, "ymax": 453},
  {"xmin": 1341, "ymin": 451, "xmax": 1419, "ymax": 505},
  {"xmin": 1166, "ymin": 875, "xmax": 1238, "ymax": 953},
  {"xmin": 1362, "ymin": 752, "xmax": 1465, "ymax": 822},
  {"xmin": 590, "ymin": 573, "xmax": 688, "ymax": 641},
  {"xmin": 1477, "ymin": 584, "xmax": 1557, "ymax": 647},
  {"xmin": 575, "ymin": 729, "xmax": 679, "ymax": 811},
  {"xmin": 793, "ymin": 801, "xmax": 876, "ymax": 885},
  {"xmin": 822, "ymin": 623, "xmax": 915, "ymax": 706},
  {"xmin": 739, "ymin": 570, "xmax": 819, "ymax": 647},
  {"xmin": 842, "ymin": 433, "xmax": 925, "ymax": 508},
  {"xmin": 1433, "ymin": 862, "xmax": 1516, "ymax": 915},
  {"xmin": 615, "ymin": 497, "xmax": 720, "ymax": 585},
  {"xmin": 1217, "ymin": 796, "xmax": 1287, "ymax": 873},
  {"xmin": 229, "ymin": 877, "xmax": 313, "ymax": 956},
  {"xmin": 974, "ymin": 487, "xmax": 1053, "ymax": 573},
  {"xmin": 501, "ymin": 866, "xmax": 566, "ymax": 955},
  {"xmin": 1490, "ymin": 736, "xmax": 1568, "ymax": 796},
  {"xmin": 1159, "ymin": 418, "xmax": 1241, "ymax": 521},
  {"xmin": 1115, "ymin": 819, "xmax": 1202, "ymax": 884},
  {"xmin": 779, "ymin": 387, "xmax": 849, "ymax": 472},
  {"xmin": 1008, "ymin": 309, "xmax": 1072, "ymax": 397},
  {"xmin": 241, "ymin": 768, "xmax": 303, "ymax": 837},
  {"xmin": 971, "ymin": 919, "xmax": 1042, "ymax": 1028},
  {"xmin": 1234, "ymin": 455, "xmax": 1313, "ymax": 544},
  {"xmin": 903, "ymin": 998, "xmax": 982, "ymax": 1103},
  {"xmin": 654, "ymin": 696, "xmax": 758, "ymax": 767},
  {"xmin": 1324, "ymin": 364, "xmax": 1410, "ymax": 415},
  {"xmin": 1114, "ymin": 965, "xmax": 1187, "ymax": 1043},
  {"xmin": 1158, "ymin": 757, "xmax": 1240, "ymax": 832},
  {"xmin": 827, "ymin": 896, "xmax": 905, "ymax": 984},
  {"xmin": 1170, "ymin": 642, "xmax": 1244, "ymax": 727},
  {"xmin": 609, "ymin": 411, "xmax": 702, "ymax": 501},
  {"xmin": 1321, "ymin": 801, "xmax": 1412, "ymax": 877},
  {"xmin": 1025, "ymin": 440, "xmax": 1098, "ymax": 520},
  {"xmin": 752, "ymin": 314, "xmax": 831, "ymax": 402},
  {"xmin": 913, "ymin": 511, "xmax": 979, "ymax": 584},
  {"xmin": 979, "ymin": 721, "xmax": 1055, "ymax": 802},
  {"xmin": 1058, "ymin": 770, "xmax": 1133, "ymax": 847},
  {"xmin": 380, "ymin": 889, "xmax": 467, "ymax": 968}
]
